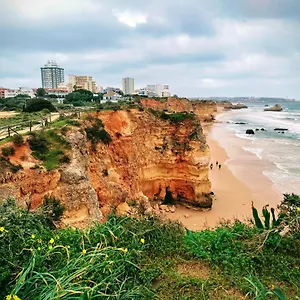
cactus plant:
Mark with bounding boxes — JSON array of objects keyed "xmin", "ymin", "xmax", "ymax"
[{"xmin": 252, "ymin": 202, "xmax": 286, "ymax": 230}]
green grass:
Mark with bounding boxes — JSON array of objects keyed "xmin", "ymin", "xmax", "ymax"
[
  {"xmin": 28, "ymin": 130, "xmax": 70, "ymax": 170},
  {"xmin": 0, "ymin": 112, "xmax": 45, "ymax": 128},
  {"xmin": 0, "ymin": 196, "xmax": 299, "ymax": 299},
  {"xmin": 51, "ymin": 119, "xmax": 81, "ymax": 129}
]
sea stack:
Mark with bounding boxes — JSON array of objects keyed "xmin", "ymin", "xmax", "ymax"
[{"xmin": 264, "ymin": 104, "xmax": 283, "ymax": 111}]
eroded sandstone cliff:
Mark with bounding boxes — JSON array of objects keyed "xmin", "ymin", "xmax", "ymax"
[{"xmin": 0, "ymin": 106, "xmax": 212, "ymax": 224}]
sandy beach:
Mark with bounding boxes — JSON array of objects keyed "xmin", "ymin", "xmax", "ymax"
[{"xmin": 166, "ymin": 120, "xmax": 283, "ymax": 231}]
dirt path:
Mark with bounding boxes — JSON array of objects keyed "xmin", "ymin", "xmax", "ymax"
[{"xmin": 0, "ymin": 111, "xmax": 17, "ymax": 118}]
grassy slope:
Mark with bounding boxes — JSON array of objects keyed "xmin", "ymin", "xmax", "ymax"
[{"xmin": 0, "ymin": 199, "xmax": 299, "ymax": 300}]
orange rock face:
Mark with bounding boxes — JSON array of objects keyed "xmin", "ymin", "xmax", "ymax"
[{"xmin": 0, "ymin": 105, "xmax": 212, "ymax": 223}]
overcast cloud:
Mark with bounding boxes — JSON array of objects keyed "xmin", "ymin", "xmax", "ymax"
[{"xmin": 0, "ymin": 0, "xmax": 299, "ymax": 98}]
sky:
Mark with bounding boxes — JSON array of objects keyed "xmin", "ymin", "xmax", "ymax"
[{"xmin": 0, "ymin": 0, "xmax": 300, "ymax": 98}]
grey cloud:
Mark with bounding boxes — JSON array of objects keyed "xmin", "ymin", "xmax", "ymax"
[
  {"xmin": 0, "ymin": 0, "xmax": 300, "ymax": 98},
  {"xmin": 216, "ymin": 0, "xmax": 300, "ymax": 20}
]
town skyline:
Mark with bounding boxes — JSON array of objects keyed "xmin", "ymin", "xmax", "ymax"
[{"xmin": 1, "ymin": 0, "xmax": 300, "ymax": 99}]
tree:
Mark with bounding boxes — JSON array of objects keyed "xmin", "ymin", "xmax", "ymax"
[
  {"xmin": 23, "ymin": 98, "xmax": 56, "ymax": 112},
  {"xmin": 65, "ymin": 89, "xmax": 93, "ymax": 104},
  {"xmin": 116, "ymin": 90, "xmax": 124, "ymax": 96},
  {"xmin": 16, "ymin": 94, "xmax": 30, "ymax": 98},
  {"xmin": 36, "ymin": 88, "xmax": 46, "ymax": 97}
]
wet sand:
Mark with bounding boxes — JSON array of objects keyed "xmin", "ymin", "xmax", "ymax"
[{"xmin": 166, "ymin": 122, "xmax": 282, "ymax": 231}]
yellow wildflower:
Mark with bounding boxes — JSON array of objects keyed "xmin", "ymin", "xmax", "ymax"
[
  {"xmin": 82, "ymin": 249, "xmax": 87, "ymax": 254},
  {"xmin": 140, "ymin": 238, "xmax": 145, "ymax": 244},
  {"xmin": 49, "ymin": 238, "xmax": 54, "ymax": 244},
  {"xmin": 0, "ymin": 227, "xmax": 5, "ymax": 232},
  {"xmin": 49, "ymin": 245, "xmax": 53, "ymax": 250},
  {"xmin": 37, "ymin": 239, "xmax": 42, "ymax": 244},
  {"xmin": 124, "ymin": 248, "xmax": 128, "ymax": 253},
  {"xmin": 37, "ymin": 247, "xmax": 41, "ymax": 251},
  {"xmin": 71, "ymin": 227, "xmax": 76, "ymax": 231},
  {"xmin": 66, "ymin": 245, "xmax": 70, "ymax": 249},
  {"xmin": 297, "ymin": 207, "xmax": 300, "ymax": 211},
  {"xmin": 31, "ymin": 234, "xmax": 35, "ymax": 239},
  {"xmin": 6, "ymin": 295, "xmax": 21, "ymax": 300},
  {"xmin": 270, "ymin": 284, "xmax": 275, "ymax": 290}
]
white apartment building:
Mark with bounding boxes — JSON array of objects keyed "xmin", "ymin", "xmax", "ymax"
[
  {"xmin": 155, "ymin": 84, "xmax": 163, "ymax": 97},
  {"xmin": 147, "ymin": 85, "xmax": 156, "ymax": 93},
  {"xmin": 162, "ymin": 84, "xmax": 170, "ymax": 97},
  {"xmin": 3, "ymin": 87, "xmax": 35, "ymax": 98},
  {"xmin": 122, "ymin": 77, "xmax": 134, "ymax": 95},
  {"xmin": 41, "ymin": 61, "xmax": 64, "ymax": 89}
]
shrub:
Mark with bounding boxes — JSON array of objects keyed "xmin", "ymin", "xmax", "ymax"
[
  {"xmin": 148, "ymin": 109, "xmax": 196, "ymax": 124},
  {"xmin": 10, "ymin": 163, "xmax": 23, "ymax": 173},
  {"xmin": 85, "ymin": 117, "xmax": 112, "ymax": 145},
  {"xmin": 11, "ymin": 134, "xmax": 24, "ymax": 146},
  {"xmin": 60, "ymin": 154, "xmax": 70, "ymax": 163},
  {"xmin": 42, "ymin": 196, "xmax": 65, "ymax": 222},
  {"xmin": 1, "ymin": 146, "xmax": 15, "ymax": 157},
  {"xmin": 0, "ymin": 156, "xmax": 23, "ymax": 173},
  {"xmin": 28, "ymin": 131, "xmax": 70, "ymax": 170},
  {"xmin": 28, "ymin": 133, "xmax": 49, "ymax": 155},
  {"xmin": 168, "ymin": 112, "xmax": 195, "ymax": 123},
  {"xmin": 23, "ymin": 98, "xmax": 57, "ymax": 113}
]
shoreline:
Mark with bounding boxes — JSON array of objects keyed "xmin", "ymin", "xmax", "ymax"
[{"xmin": 166, "ymin": 113, "xmax": 283, "ymax": 231}]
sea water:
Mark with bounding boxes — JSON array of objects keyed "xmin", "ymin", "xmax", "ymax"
[{"xmin": 217, "ymin": 100, "xmax": 300, "ymax": 195}]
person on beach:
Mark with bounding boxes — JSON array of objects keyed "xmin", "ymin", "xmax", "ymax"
[
  {"xmin": 210, "ymin": 163, "xmax": 213, "ymax": 170},
  {"xmin": 216, "ymin": 161, "xmax": 218, "ymax": 166},
  {"xmin": 219, "ymin": 164, "xmax": 221, "ymax": 169}
]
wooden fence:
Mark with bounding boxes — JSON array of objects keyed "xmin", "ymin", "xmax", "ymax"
[{"xmin": 0, "ymin": 108, "xmax": 88, "ymax": 140}]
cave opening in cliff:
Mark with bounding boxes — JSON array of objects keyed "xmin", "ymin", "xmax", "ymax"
[{"xmin": 163, "ymin": 187, "xmax": 175, "ymax": 204}]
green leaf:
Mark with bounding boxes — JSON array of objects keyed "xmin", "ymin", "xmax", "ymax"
[
  {"xmin": 252, "ymin": 205, "xmax": 264, "ymax": 229},
  {"xmin": 262, "ymin": 206, "xmax": 270, "ymax": 229},
  {"xmin": 271, "ymin": 286, "xmax": 286, "ymax": 300}
]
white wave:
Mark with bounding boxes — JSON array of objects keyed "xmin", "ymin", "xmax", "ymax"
[
  {"xmin": 235, "ymin": 133, "xmax": 256, "ymax": 141},
  {"xmin": 242, "ymin": 147, "xmax": 264, "ymax": 159}
]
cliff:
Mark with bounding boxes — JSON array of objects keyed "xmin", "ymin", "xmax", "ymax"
[
  {"xmin": 141, "ymin": 97, "xmax": 217, "ymax": 122},
  {"xmin": 0, "ymin": 107, "xmax": 211, "ymax": 225}
]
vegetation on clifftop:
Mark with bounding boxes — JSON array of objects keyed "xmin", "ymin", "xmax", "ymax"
[
  {"xmin": 148, "ymin": 108, "xmax": 196, "ymax": 124},
  {"xmin": 85, "ymin": 116, "xmax": 112, "ymax": 147},
  {"xmin": 0, "ymin": 194, "xmax": 299, "ymax": 299},
  {"xmin": 28, "ymin": 130, "xmax": 70, "ymax": 170}
]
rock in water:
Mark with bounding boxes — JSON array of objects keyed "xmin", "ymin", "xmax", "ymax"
[
  {"xmin": 264, "ymin": 104, "xmax": 283, "ymax": 111},
  {"xmin": 274, "ymin": 128, "xmax": 288, "ymax": 131},
  {"xmin": 230, "ymin": 103, "xmax": 248, "ymax": 109},
  {"xmin": 246, "ymin": 129, "xmax": 255, "ymax": 134}
]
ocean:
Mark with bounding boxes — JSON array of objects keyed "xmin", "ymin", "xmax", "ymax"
[{"xmin": 216, "ymin": 100, "xmax": 300, "ymax": 195}]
